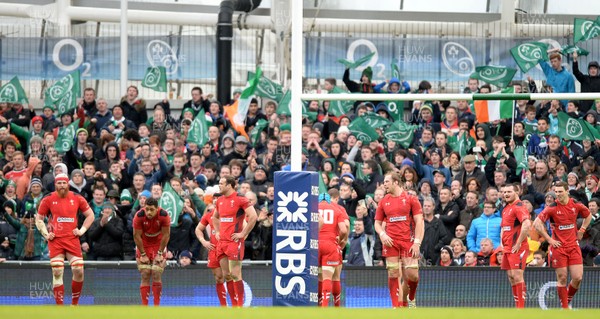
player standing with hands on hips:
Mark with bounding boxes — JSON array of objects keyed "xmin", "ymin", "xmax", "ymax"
[
  {"xmin": 375, "ymin": 173, "xmax": 424, "ymax": 308},
  {"xmin": 35, "ymin": 173, "xmax": 95, "ymax": 305},
  {"xmin": 499, "ymin": 184, "xmax": 531, "ymax": 308},
  {"xmin": 533, "ymin": 181, "xmax": 592, "ymax": 309},
  {"xmin": 213, "ymin": 176, "xmax": 257, "ymax": 307},
  {"xmin": 133, "ymin": 197, "xmax": 171, "ymax": 306}
]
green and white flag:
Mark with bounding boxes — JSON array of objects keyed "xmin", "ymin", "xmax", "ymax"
[
  {"xmin": 56, "ymin": 89, "xmax": 78, "ymax": 116},
  {"xmin": 159, "ymin": 182, "xmax": 184, "ymax": 227},
  {"xmin": 510, "ymin": 42, "xmax": 549, "ymax": 73},
  {"xmin": 141, "ymin": 66, "xmax": 168, "ymax": 92},
  {"xmin": 383, "ymin": 121, "xmax": 416, "ymax": 149},
  {"xmin": 45, "ymin": 70, "xmax": 81, "ymax": 105},
  {"xmin": 557, "ymin": 112, "xmax": 600, "ymax": 141},
  {"xmin": 248, "ymin": 71, "xmax": 283, "ymax": 102},
  {"xmin": 513, "ymin": 145, "xmax": 529, "ymax": 176},
  {"xmin": 276, "ymin": 90, "xmax": 291, "ymax": 116},
  {"xmin": 348, "ymin": 116, "xmax": 379, "ymax": 143},
  {"xmin": 573, "ymin": 17, "xmax": 600, "ymax": 43},
  {"xmin": 250, "ymin": 119, "xmax": 269, "ymax": 146},
  {"xmin": 328, "ymin": 86, "xmax": 354, "ymax": 117},
  {"xmin": 362, "ymin": 112, "xmax": 392, "ymax": 129},
  {"xmin": 186, "ymin": 113, "xmax": 212, "ymax": 146},
  {"xmin": 560, "ymin": 44, "xmax": 590, "ymax": 56},
  {"xmin": 338, "ymin": 52, "xmax": 375, "ymax": 69},
  {"xmin": 391, "ymin": 59, "xmax": 401, "ymax": 79},
  {"xmin": 54, "ymin": 119, "xmax": 80, "ymax": 153},
  {"xmin": 0, "ymin": 76, "xmax": 29, "ymax": 104},
  {"xmin": 472, "ymin": 66, "xmax": 517, "ymax": 88},
  {"xmin": 384, "ymin": 101, "xmax": 403, "ymax": 122}
]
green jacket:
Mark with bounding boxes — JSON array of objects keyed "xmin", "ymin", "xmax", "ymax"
[{"xmin": 1, "ymin": 211, "xmax": 46, "ymax": 259}]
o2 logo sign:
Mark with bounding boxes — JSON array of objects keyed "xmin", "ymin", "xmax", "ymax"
[
  {"xmin": 146, "ymin": 40, "xmax": 184, "ymax": 76},
  {"xmin": 52, "ymin": 39, "xmax": 92, "ymax": 76}
]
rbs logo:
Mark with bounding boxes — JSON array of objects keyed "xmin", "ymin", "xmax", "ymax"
[{"xmin": 275, "ymin": 191, "xmax": 310, "ymax": 296}]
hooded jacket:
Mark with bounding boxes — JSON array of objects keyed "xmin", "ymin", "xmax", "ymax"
[{"xmin": 573, "ymin": 60, "xmax": 600, "ymax": 112}]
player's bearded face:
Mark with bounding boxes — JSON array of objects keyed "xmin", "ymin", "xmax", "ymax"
[
  {"xmin": 55, "ymin": 181, "xmax": 69, "ymax": 197},
  {"xmin": 145, "ymin": 206, "xmax": 158, "ymax": 219}
]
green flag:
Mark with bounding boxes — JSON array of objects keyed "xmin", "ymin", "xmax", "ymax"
[
  {"xmin": 472, "ymin": 66, "xmax": 517, "ymax": 88},
  {"xmin": 348, "ymin": 117, "xmax": 379, "ymax": 143},
  {"xmin": 186, "ymin": 113, "xmax": 212, "ymax": 146},
  {"xmin": 560, "ymin": 44, "xmax": 589, "ymax": 56},
  {"xmin": 56, "ymin": 89, "xmax": 78, "ymax": 116},
  {"xmin": 318, "ymin": 172, "xmax": 329, "ymax": 194},
  {"xmin": 510, "ymin": 42, "xmax": 549, "ymax": 73},
  {"xmin": 250, "ymin": 119, "xmax": 269, "ymax": 146},
  {"xmin": 45, "ymin": 70, "xmax": 81, "ymax": 105},
  {"xmin": 249, "ymin": 71, "xmax": 283, "ymax": 102},
  {"xmin": 514, "ymin": 145, "xmax": 529, "ymax": 176},
  {"xmin": 142, "ymin": 66, "xmax": 167, "ymax": 92},
  {"xmin": 328, "ymin": 86, "xmax": 354, "ymax": 117},
  {"xmin": 54, "ymin": 119, "xmax": 80, "ymax": 153},
  {"xmin": 383, "ymin": 121, "xmax": 416, "ymax": 149},
  {"xmin": 384, "ymin": 100, "xmax": 403, "ymax": 122},
  {"xmin": 338, "ymin": 52, "xmax": 376, "ymax": 69},
  {"xmin": 362, "ymin": 112, "xmax": 392, "ymax": 129},
  {"xmin": 159, "ymin": 182, "xmax": 184, "ymax": 227},
  {"xmin": 557, "ymin": 112, "xmax": 600, "ymax": 141},
  {"xmin": 276, "ymin": 90, "xmax": 291, "ymax": 116},
  {"xmin": 573, "ymin": 18, "xmax": 600, "ymax": 43},
  {"xmin": 391, "ymin": 59, "xmax": 401, "ymax": 79},
  {"xmin": 0, "ymin": 76, "xmax": 29, "ymax": 104}
]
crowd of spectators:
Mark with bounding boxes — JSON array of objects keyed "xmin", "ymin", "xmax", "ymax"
[{"xmin": 1, "ymin": 52, "xmax": 600, "ymax": 268}]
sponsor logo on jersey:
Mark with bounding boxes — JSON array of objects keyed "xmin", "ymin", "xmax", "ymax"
[
  {"xmin": 56, "ymin": 217, "xmax": 75, "ymax": 223},
  {"xmin": 502, "ymin": 226, "xmax": 512, "ymax": 231},
  {"xmin": 558, "ymin": 224, "xmax": 575, "ymax": 231},
  {"xmin": 389, "ymin": 216, "xmax": 408, "ymax": 222},
  {"xmin": 220, "ymin": 217, "xmax": 234, "ymax": 222}
]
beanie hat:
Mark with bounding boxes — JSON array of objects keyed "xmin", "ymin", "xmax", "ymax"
[
  {"xmin": 440, "ymin": 246, "xmax": 453, "ymax": 257},
  {"xmin": 71, "ymin": 169, "xmax": 84, "ymax": 179},
  {"xmin": 76, "ymin": 128, "xmax": 88, "ymax": 136},
  {"xmin": 29, "ymin": 178, "xmax": 42, "ymax": 189},
  {"xmin": 361, "ymin": 67, "xmax": 373, "ymax": 81},
  {"xmin": 140, "ymin": 190, "xmax": 152, "ymax": 198},
  {"xmin": 120, "ymin": 191, "xmax": 133, "ymax": 202}
]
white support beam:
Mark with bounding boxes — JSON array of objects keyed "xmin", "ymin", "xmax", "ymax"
[{"xmin": 290, "ymin": 0, "xmax": 303, "ymax": 172}]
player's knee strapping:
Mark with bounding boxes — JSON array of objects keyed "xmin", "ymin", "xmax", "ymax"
[
  {"xmin": 70, "ymin": 257, "xmax": 84, "ymax": 269},
  {"xmin": 321, "ymin": 266, "xmax": 335, "ymax": 273},
  {"xmin": 386, "ymin": 262, "xmax": 399, "ymax": 270},
  {"xmin": 50, "ymin": 258, "xmax": 65, "ymax": 286},
  {"xmin": 138, "ymin": 264, "xmax": 153, "ymax": 271},
  {"xmin": 151, "ymin": 264, "xmax": 164, "ymax": 273},
  {"xmin": 404, "ymin": 264, "xmax": 419, "ymax": 270}
]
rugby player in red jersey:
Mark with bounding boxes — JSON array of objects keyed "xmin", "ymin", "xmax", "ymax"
[
  {"xmin": 36, "ymin": 173, "xmax": 94, "ymax": 305},
  {"xmin": 318, "ymin": 192, "xmax": 348, "ymax": 307},
  {"xmin": 500, "ymin": 184, "xmax": 531, "ymax": 308},
  {"xmin": 328, "ymin": 188, "xmax": 349, "ymax": 307},
  {"xmin": 133, "ymin": 197, "xmax": 171, "ymax": 306},
  {"xmin": 212, "ymin": 176, "xmax": 257, "ymax": 307},
  {"xmin": 374, "ymin": 173, "xmax": 424, "ymax": 308},
  {"xmin": 196, "ymin": 203, "xmax": 228, "ymax": 306},
  {"xmin": 533, "ymin": 181, "xmax": 592, "ymax": 309}
]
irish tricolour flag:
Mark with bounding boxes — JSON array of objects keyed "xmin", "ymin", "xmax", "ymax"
[
  {"xmin": 473, "ymin": 87, "xmax": 514, "ymax": 123},
  {"xmin": 224, "ymin": 67, "xmax": 262, "ymax": 139}
]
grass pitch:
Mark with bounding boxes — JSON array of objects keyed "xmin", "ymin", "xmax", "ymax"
[{"xmin": 1, "ymin": 306, "xmax": 598, "ymax": 319}]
